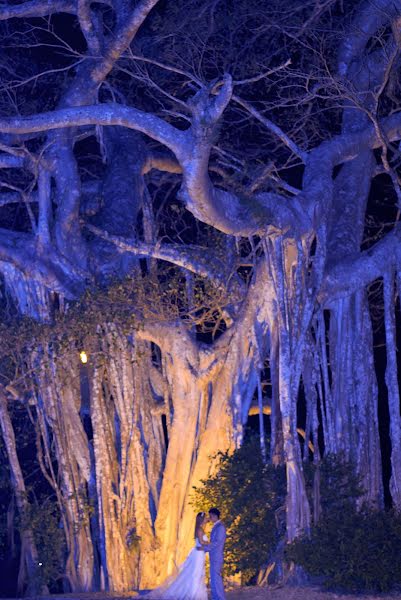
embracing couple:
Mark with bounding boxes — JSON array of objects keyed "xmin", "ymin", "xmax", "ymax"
[{"xmin": 145, "ymin": 507, "xmax": 226, "ymax": 600}]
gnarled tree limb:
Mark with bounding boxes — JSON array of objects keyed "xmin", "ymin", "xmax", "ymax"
[
  {"xmin": 321, "ymin": 224, "xmax": 401, "ymax": 302},
  {"xmin": 86, "ymin": 224, "xmax": 237, "ymax": 288}
]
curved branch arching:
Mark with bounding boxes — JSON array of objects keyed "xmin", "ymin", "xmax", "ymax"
[{"xmin": 1, "ymin": 104, "xmax": 401, "ymax": 237}]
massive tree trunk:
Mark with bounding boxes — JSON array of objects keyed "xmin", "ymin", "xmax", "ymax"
[
  {"xmin": 142, "ymin": 263, "xmax": 274, "ymax": 583},
  {"xmin": 2, "ymin": 257, "xmax": 273, "ymax": 591}
]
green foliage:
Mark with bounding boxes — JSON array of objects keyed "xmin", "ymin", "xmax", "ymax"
[
  {"xmin": 0, "ymin": 265, "xmax": 238, "ymax": 375},
  {"xmin": 192, "ymin": 434, "xmax": 286, "ymax": 583},
  {"xmin": 287, "ymin": 506, "xmax": 401, "ymax": 592},
  {"xmin": 287, "ymin": 455, "xmax": 401, "ymax": 593},
  {"xmin": 19, "ymin": 499, "xmax": 66, "ymax": 591}
]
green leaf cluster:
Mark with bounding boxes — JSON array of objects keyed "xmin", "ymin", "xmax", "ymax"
[
  {"xmin": 19, "ymin": 499, "xmax": 66, "ymax": 591},
  {"xmin": 287, "ymin": 455, "xmax": 401, "ymax": 592},
  {"xmin": 287, "ymin": 506, "xmax": 401, "ymax": 592}
]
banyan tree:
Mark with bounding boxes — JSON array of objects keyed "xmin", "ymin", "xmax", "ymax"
[{"xmin": 0, "ymin": 0, "xmax": 401, "ymax": 593}]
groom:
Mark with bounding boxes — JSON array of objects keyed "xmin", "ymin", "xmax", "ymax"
[{"xmin": 203, "ymin": 507, "xmax": 226, "ymax": 600}]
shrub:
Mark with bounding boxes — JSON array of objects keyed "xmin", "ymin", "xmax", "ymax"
[
  {"xmin": 192, "ymin": 434, "xmax": 286, "ymax": 583},
  {"xmin": 287, "ymin": 506, "xmax": 401, "ymax": 592},
  {"xmin": 19, "ymin": 498, "xmax": 66, "ymax": 591},
  {"xmin": 288, "ymin": 455, "xmax": 401, "ymax": 592}
]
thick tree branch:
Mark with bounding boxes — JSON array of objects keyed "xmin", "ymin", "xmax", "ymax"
[
  {"xmin": 78, "ymin": 0, "xmax": 102, "ymax": 54},
  {"xmin": 90, "ymin": 0, "xmax": 161, "ymax": 85},
  {"xmin": 0, "ymin": 229, "xmax": 87, "ymax": 298},
  {"xmin": 179, "ymin": 75, "xmax": 308, "ymax": 235},
  {"xmin": 36, "ymin": 0, "xmax": 159, "ymax": 265},
  {"xmin": 0, "ymin": 104, "xmax": 187, "ymax": 159},
  {"xmin": 1, "ymin": 103, "xmax": 401, "ymax": 237},
  {"xmin": 338, "ymin": 0, "xmax": 401, "ymax": 75},
  {"xmin": 136, "ymin": 317, "xmax": 199, "ymax": 361},
  {"xmin": 0, "ymin": 0, "xmax": 76, "ymax": 20},
  {"xmin": 86, "ymin": 224, "xmax": 234, "ymax": 288},
  {"xmin": 321, "ymin": 225, "xmax": 401, "ymax": 302},
  {"xmin": 301, "ymin": 110, "xmax": 401, "ymax": 227}
]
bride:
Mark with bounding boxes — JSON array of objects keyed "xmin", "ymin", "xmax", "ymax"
[{"xmin": 144, "ymin": 511, "xmax": 208, "ymax": 599}]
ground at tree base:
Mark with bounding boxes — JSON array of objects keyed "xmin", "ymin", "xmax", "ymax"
[
  {"xmin": 11, "ymin": 586, "xmax": 401, "ymax": 600},
  {"xmin": 226, "ymin": 585, "xmax": 401, "ymax": 600}
]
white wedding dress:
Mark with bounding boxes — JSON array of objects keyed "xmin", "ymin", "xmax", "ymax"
[{"xmin": 144, "ymin": 535, "xmax": 208, "ymax": 599}]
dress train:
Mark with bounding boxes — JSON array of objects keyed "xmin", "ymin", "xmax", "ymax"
[{"xmin": 144, "ymin": 536, "xmax": 207, "ymax": 600}]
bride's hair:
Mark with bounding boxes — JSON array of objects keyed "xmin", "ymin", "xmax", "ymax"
[{"xmin": 194, "ymin": 511, "xmax": 205, "ymax": 539}]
